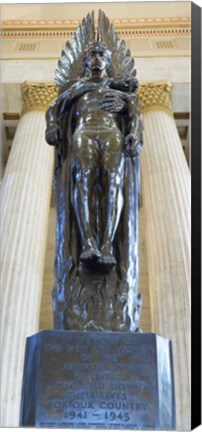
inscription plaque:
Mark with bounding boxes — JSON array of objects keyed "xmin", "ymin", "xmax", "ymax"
[{"xmin": 20, "ymin": 331, "xmax": 175, "ymax": 429}]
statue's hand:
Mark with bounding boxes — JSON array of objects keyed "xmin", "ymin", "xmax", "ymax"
[
  {"xmin": 45, "ymin": 124, "xmax": 62, "ymax": 145},
  {"xmin": 99, "ymin": 93, "xmax": 127, "ymax": 113},
  {"xmin": 124, "ymin": 134, "xmax": 143, "ymax": 158}
]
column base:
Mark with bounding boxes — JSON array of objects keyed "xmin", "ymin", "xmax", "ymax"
[{"xmin": 20, "ymin": 330, "xmax": 176, "ymax": 430}]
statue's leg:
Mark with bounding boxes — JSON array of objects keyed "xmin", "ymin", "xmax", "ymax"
[
  {"xmin": 100, "ymin": 130, "xmax": 125, "ymax": 265},
  {"xmin": 71, "ymin": 132, "xmax": 101, "ymax": 263}
]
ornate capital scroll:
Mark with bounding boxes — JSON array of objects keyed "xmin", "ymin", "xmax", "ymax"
[
  {"xmin": 21, "ymin": 82, "xmax": 58, "ymax": 115},
  {"xmin": 138, "ymin": 81, "xmax": 173, "ymax": 116}
]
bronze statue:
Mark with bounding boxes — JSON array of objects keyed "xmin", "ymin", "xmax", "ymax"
[{"xmin": 45, "ymin": 11, "xmax": 143, "ymax": 332}]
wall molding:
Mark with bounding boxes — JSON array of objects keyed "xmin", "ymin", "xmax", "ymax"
[{"xmin": 1, "ymin": 16, "xmax": 191, "ymax": 40}]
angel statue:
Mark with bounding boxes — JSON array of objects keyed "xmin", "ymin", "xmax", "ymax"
[{"xmin": 45, "ymin": 10, "xmax": 143, "ymax": 332}]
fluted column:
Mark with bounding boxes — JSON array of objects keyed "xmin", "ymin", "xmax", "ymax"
[
  {"xmin": 0, "ymin": 82, "xmax": 57, "ymax": 426},
  {"xmin": 138, "ymin": 82, "xmax": 191, "ymax": 430}
]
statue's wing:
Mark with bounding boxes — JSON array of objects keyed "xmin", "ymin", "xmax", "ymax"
[
  {"xmin": 98, "ymin": 9, "xmax": 136, "ymax": 77},
  {"xmin": 55, "ymin": 11, "xmax": 95, "ymax": 88}
]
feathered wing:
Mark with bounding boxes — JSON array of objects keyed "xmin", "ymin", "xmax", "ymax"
[
  {"xmin": 55, "ymin": 9, "xmax": 136, "ymax": 88},
  {"xmin": 98, "ymin": 9, "xmax": 136, "ymax": 77},
  {"xmin": 55, "ymin": 11, "xmax": 95, "ymax": 88}
]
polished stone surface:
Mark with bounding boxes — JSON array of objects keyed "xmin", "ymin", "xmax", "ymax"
[{"xmin": 20, "ymin": 331, "xmax": 175, "ymax": 429}]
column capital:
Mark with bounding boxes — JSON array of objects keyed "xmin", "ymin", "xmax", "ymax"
[
  {"xmin": 21, "ymin": 82, "xmax": 58, "ymax": 115},
  {"xmin": 138, "ymin": 81, "xmax": 173, "ymax": 116},
  {"xmin": 21, "ymin": 80, "xmax": 173, "ymax": 117}
]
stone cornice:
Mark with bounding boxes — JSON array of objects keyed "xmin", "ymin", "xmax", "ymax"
[
  {"xmin": 2, "ymin": 16, "xmax": 191, "ymax": 27},
  {"xmin": 1, "ymin": 16, "xmax": 191, "ymax": 40},
  {"xmin": 21, "ymin": 81, "xmax": 173, "ymax": 116}
]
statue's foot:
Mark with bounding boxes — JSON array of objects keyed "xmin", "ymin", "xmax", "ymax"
[
  {"xmin": 79, "ymin": 239, "xmax": 101, "ymax": 264},
  {"xmin": 98, "ymin": 243, "xmax": 117, "ymax": 266}
]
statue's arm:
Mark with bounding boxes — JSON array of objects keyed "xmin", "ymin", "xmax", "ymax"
[
  {"xmin": 124, "ymin": 97, "xmax": 144, "ymax": 158},
  {"xmin": 45, "ymin": 82, "xmax": 77, "ymax": 146},
  {"xmin": 127, "ymin": 98, "xmax": 143, "ymax": 138},
  {"xmin": 45, "ymin": 102, "xmax": 62, "ymax": 146}
]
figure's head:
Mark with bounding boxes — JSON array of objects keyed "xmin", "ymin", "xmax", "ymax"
[{"xmin": 84, "ymin": 41, "xmax": 111, "ymax": 73}]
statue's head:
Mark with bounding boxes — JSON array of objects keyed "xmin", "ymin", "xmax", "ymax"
[{"xmin": 84, "ymin": 41, "xmax": 112, "ymax": 72}]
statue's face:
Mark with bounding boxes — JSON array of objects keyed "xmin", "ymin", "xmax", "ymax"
[
  {"xmin": 84, "ymin": 45, "xmax": 111, "ymax": 72},
  {"xmin": 87, "ymin": 50, "xmax": 108, "ymax": 71}
]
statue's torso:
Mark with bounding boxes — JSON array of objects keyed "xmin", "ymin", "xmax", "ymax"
[{"xmin": 73, "ymin": 87, "xmax": 121, "ymax": 131}]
